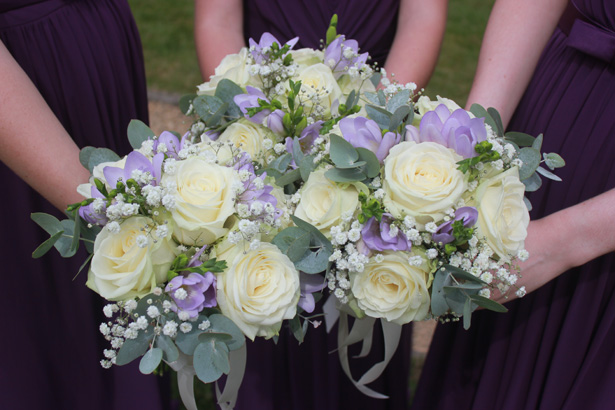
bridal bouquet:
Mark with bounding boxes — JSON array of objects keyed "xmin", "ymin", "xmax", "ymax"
[{"xmin": 32, "ymin": 15, "xmax": 564, "ymax": 409}]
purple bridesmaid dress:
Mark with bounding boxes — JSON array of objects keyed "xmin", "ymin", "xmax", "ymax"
[
  {"xmin": 0, "ymin": 1, "xmax": 171, "ymax": 409},
  {"xmin": 235, "ymin": 1, "xmax": 413, "ymax": 409},
  {"xmin": 412, "ymin": 1, "xmax": 615, "ymax": 409}
]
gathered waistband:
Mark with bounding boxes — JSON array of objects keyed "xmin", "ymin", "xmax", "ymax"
[{"xmin": 0, "ymin": 0, "xmax": 80, "ymax": 30}]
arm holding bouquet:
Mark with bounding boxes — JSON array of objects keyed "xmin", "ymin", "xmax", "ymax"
[{"xmin": 0, "ymin": 42, "xmax": 89, "ymax": 211}]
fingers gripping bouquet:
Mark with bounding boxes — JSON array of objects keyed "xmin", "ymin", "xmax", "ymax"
[{"xmin": 32, "ymin": 15, "xmax": 564, "ymax": 409}]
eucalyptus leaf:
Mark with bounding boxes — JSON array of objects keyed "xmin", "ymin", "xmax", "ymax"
[
  {"xmin": 356, "ymin": 148, "xmax": 381, "ymax": 178},
  {"xmin": 536, "ymin": 166, "xmax": 562, "ymax": 181},
  {"xmin": 268, "ymin": 153, "xmax": 293, "ymax": 173},
  {"xmin": 522, "ymin": 172, "xmax": 542, "ymax": 192},
  {"xmin": 193, "ymin": 340, "xmax": 225, "ymax": 383},
  {"xmin": 329, "ymin": 134, "xmax": 359, "ymax": 168},
  {"xmin": 443, "ymin": 287, "xmax": 468, "ymax": 316},
  {"xmin": 532, "ymin": 133, "xmax": 544, "ymax": 151},
  {"xmin": 430, "ymin": 268, "xmax": 451, "ymax": 317},
  {"xmin": 54, "ymin": 219, "xmax": 77, "ymax": 258},
  {"xmin": 504, "ymin": 131, "xmax": 535, "ymax": 147},
  {"xmin": 463, "ymin": 299, "xmax": 472, "ymax": 330},
  {"xmin": 275, "ymin": 168, "xmax": 301, "ymax": 187},
  {"xmin": 487, "ymin": 107, "xmax": 504, "ymax": 137},
  {"xmin": 70, "ymin": 210, "xmax": 81, "ymax": 254},
  {"xmin": 369, "ymin": 72, "xmax": 382, "ymax": 89},
  {"xmin": 290, "ymin": 315, "xmax": 306, "ymax": 344},
  {"xmin": 272, "ymin": 227, "xmax": 311, "ymax": 262},
  {"xmin": 469, "ymin": 104, "xmax": 497, "ymax": 133},
  {"xmin": 469, "ymin": 294, "xmax": 508, "ymax": 313},
  {"xmin": 325, "ymin": 167, "xmax": 366, "ymax": 183},
  {"xmin": 215, "ymin": 79, "xmax": 244, "ymax": 118},
  {"xmin": 386, "ymin": 89, "xmax": 411, "ymax": 113},
  {"xmin": 31, "ymin": 213, "xmax": 63, "ymax": 235},
  {"xmin": 139, "ymin": 348, "xmax": 163, "ymax": 374},
  {"xmin": 524, "ymin": 196, "xmax": 533, "ymax": 211},
  {"xmin": 294, "ymin": 246, "xmax": 331, "ymax": 274},
  {"xmin": 299, "ymin": 155, "xmax": 317, "ymax": 182},
  {"xmin": 290, "ymin": 216, "xmax": 333, "ymax": 252},
  {"xmin": 345, "ymin": 90, "xmax": 359, "ymax": 108},
  {"xmin": 155, "ymin": 334, "xmax": 179, "ymax": 362},
  {"xmin": 364, "ymin": 92, "xmax": 380, "ymax": 105},
  {"xmin": 127, "ymin": 120, "xmax": 155, "ymax": 150},
  {"xmin": 208, "ymin": 314, "xmax": 245, "ymax": 351},
  {"xmin": 377, "ymin": 89, "xmax": 386, "ymax": 106},
  {"xmin": 32, "ymin": 231, "xmax": 64, "ymax": 259},
  {"xmin": 443, "ymin": 264, "xmax": 487, "ymax": 285},
  {"xmin": 544, "ymin": 152, "xmax": 566, "ymax": 169},
  {"xmin": 116, "ymin": 327, "xmax": 155, "ymax": 366},
  {"xmin": 87, "ymin": 148, "xmax": 121, "ymax": 173},
  {"xmin": 389, "ymin": 105, "xmax": 411, "ymax": 131},
  {"xmin": 518, "ymin": 147, "xmax": 541, "ymax": 180},
  {"xmin": 204, "ymin": 101, "xmax": 229, "ymax": 128},
  {"xmin": 193, "ymin": 95, "xmax": 225, "ymax": 122},
  {"xmin": 365, "ymin": 105, "xmax": 392, "ymax": 130},
  {"xmin": 79, "ymin": 146, "xmax": 96, "ymax": 170},
  {"xmin": 179, "ymin": 94, "xmax": 196, "ymax": 115}
]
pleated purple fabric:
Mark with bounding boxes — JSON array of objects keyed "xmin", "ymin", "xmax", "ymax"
[
  {"xmin": 0, "ymin": 1, "xmax": 171, "ymax": 409},
  {"xmin": 411, "ymin": 1, "xmax": 615, "ymax": 409},
  {"xmin": 236, "ymin": 1, "xmax": 413, "ymax": 409}
]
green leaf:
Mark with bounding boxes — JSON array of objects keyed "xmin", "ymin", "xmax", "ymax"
[
  {"xmin": 536, "ymin": 166, "xmax": 562, "ymax": 182},
  {"xmin": 193, "ymin": 95, "xmax": 225, "ymax": 123},
  {"xmin": 345, "ymin": 90, "xmax": 359, "ymax": 108},
  {"xmin": 389, "ymin": 105, "xmax": 411, "ymax": 131},
  {"xmin": 206, "ymin": 101, "xmax": 229, "ymax": 127},
  {"xmin": 79, "ymin": 146, "xmax": 96, "ymax": 170},
  {"xmin": 524, "ymin": 197, "xmax": 533, "ymax": 211},
  {"xmin": 127, "ymin": 120, "xmax": 155, "ymax": 150},
  {"xmin": 155, "ymin": 334, "xmax": 179, "ymax": 362},
  {"xmin": 329, "ymin": 134, "xmax": 360, "ymax": 168},
  {"xmin": 31, "ymin": 213, "xmax": 63, "ymax": 235},
  {"xmin": 299, "ymin": 155, "xmax": 317, "ymax": 182},
  {"xmin": 87, "ymin": 148, "xmax": 121, "ymax": 173},
  {"xmin": 532, "ymin": 133, "xmax": 544, "ymax": 151},
  {"xmin": 325, "ymin": 26, "xmax": 337, "ymax": 46},
  {"xmin": 356, "ymin": 148, "xmax": 381, "ymax": 178},
  {"xmin": 325, "ymin": 167, "xmax": 366, "ymax": 183},
  {"xmin": 272, "ymin": 227, "xmax": 311, "ymax": 262},
  {"xmin": 139, "ymin": 348, "xmax": 163, "ymax": 374},
  {"xmin": 430, "ymin": 268, "xmax": 452, "ymax": 317},
  {"xmin": 70, "ymin": 210, "xmax": 81, "ymax": 254},
  {"xmin": 469, "ymin": 294, "xmax": 508, "ymax": 313},
  {"xmin": 289, "ymin": 315, "xmax": 307, "ymax": 344},
  {"xmin": 522, "ymin": 172, "xmax": 542, "ymax": 192},
  {"xmin": 365, "ymin": 105, "xmax": 392, "ymax": 130},
  {"xmin": 504, "ymin": 131, "xmax": 535, "ymax": 147},
  {"xmin": 294, "ymin": 246, "xmax": 331, "ymax": 274},
  {"xmin": 442, "ymin": 287, "xmax": 469, "ymax": 316},
  {"xmin": 179, "ymin": 94, "xmax": 196, "ymax": 115},
  {"xmin": 32, "ymin": 231, "xmax": 64, "ymax": 258},
  {"xmin": 469, "ymin": 104, "xmax": 497, "ymax": 133},
  {"xmin": 544, "ymin": 152, "xmax": 565, "ymax": 169},
  {"xmin": 193, "ymin": 339, "xmax": 228, "ymax": 383},
  {"xmin": 487, "ymin": 107, "xmax": 504, "ymax": 137},
  {"xmin": 116, "ymin": 327, "xmax": 155, "ymax": 366},
  {"xmin": 55, "ymin": 219, "xmax": 78, "ymax": 258},
  {"xmin": 386, "ymin": 89, "xmax": 410, "ymax": 113},
  {"xmin": 364, "ymin": 92, "xmax": 380, "ymax": 105},
  {"xmin": 215, "ymin": 79, "xmax": 244, "ymax": 118},
  {"xmin": 208, "ymin": 314, "xmax": 245, "ymax": 351},
  {"xmin": 518, "ymin": 147, "xmax": 541, "ymax": 180},
  {"xmin": 443, "ymin": 264, "xmax": 487, "ymax": 285},
  {"xmin": 369, "ymin": 72, "xmax": 382, "ymax": 89},
  {"xmin": 275, "ymin": 168, "xmax": 301, "ymax": 187},
  {"xmin": 463, "ymin": 298, "xmax": 473, "ymax": 330}
]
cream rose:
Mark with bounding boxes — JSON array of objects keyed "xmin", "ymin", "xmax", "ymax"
[
  {"xmin": 382, "ymin": 141, "xmax": 467, "ymax": 222},
  {"xmin": 296, "ymin": 63, "xmax": 343, "ymax": 116},
  {"xmin": 290, "ymin": 48, "xmax": 324, "ymax": 68},
  {"xmin": 294, "ymin": 169, "xmax": 360, "ymax": 236},
  {"xmin": 351, "ymin": 251, "xmax": 430, "ymax": 324},
  {"xmin": 163, "ymin": 157, "xmax": 239, "ymax": 246},
  {"xmin": 197, "ymin": 48, "xmax": 260, "ymax": 95},
  {"xmin": 215, "ymin": 241, "xmax": 300, "ymax": 340},
  {"xmin": 216, "ymin": 118, "xmax": 272, "ymax": 161},
  {"xmin": 472, "ymin": 167, "xmax": 529, "ymax": 260},
  {"xmin": 87, "ymin": 216, "xmax": 176, "ymax": 301}
]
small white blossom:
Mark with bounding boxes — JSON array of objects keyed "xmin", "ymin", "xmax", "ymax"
[
  {"xmin": 274, "ymin": 143, "xmax": 286, "ymax": 154},
  {"xmin": 198, "ymin": 320, "xmax": 211, "ymax": 331},
  {"xmin": 174, "ymin": 288, "xmax": 188, "ymax": 301},
  {"xmin": 478, "ymin": 288, "xmax": 491, "ymax": 298},
  {"xmin": 426, "ymin": 249, "xmax": 439, "ymax": 260},
  {"xmin": 348, "ymin": 229, "xmax": 361, "ymax": 242},
  {"xmin": 103, "ymin": 304, "xmax": 119, "ymax": 318},
  {"xmin": 178, "ymin": 311, "xmax": 191, "ymax": 322},
  {"xmin": 162, "ymin": 321, "xmax": 178, "ymax": 338},
  {"xmin": 147, "ymin": 306, "xmax": 160, "ymax": 318},
  {"xmin": 106, "ymin": 221, "xmax": 121, "ymax": 234},
  {"xmin": 516, "ymin": 286, "xmax": 527, "ymax": 298},
  {"xmin": 99, "ymin": 323, "xmax": 110, "ymax": 336},
  {"xmin": 517, "ymin": 249, "xmax": 530, "ymax": 261},
  {"xmin": 425, "ymin": 222, "xmax": 438, "ymax": 233},
  {"xmin": 123, "ymin": 327, "xmax": 139, "ymax": 340},
  {"xmin": 153, "ymin": 287, "xmax": 163, "ymax": 296},
  {"xmin": 180, "ymin": 323, "xmax": 193, "ymax": 334},
  {"xmin": 136, "ymin": 234, "xmax": 149, "ymax": 248},
  {"xmin": 136, "ymin": 316, "xmax": 149, "ymax": 330},
  {"xmin": 408, "ymin": 255, "xmax": 424, "ymax": 267},
  {"xmin": 480, "ymin": 272, "xmax": 494, "ymax": 284}
]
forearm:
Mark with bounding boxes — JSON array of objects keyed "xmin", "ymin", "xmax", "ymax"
[
  {"xmin": 465, "ymin": 0, "xmax": 567, "ymax": 127},
  {"xmin": 194, "ymin": 0, "xmax": 245, "ymax": 80},
  {"xmin": 384, "ymin": 0, "xmax": 448, "ymax": 90},
  {"xmin": 0, "ymin": 42, "xmax": 89, "ymax": 211}
]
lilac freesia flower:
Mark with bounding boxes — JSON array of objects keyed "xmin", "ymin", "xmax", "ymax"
[
  {"xmin": 339, "ymin": 116, "xmax": 401, "ymax": 162},
  {"xmin": 153, "ymin": 131, "xmax": 184, "ymax": 159},
  {"xmin": 267, "ymin": 109, "xmax": 285, "ymax": 135},
  {"xmin": 234, "ymin": 86, "xmax": 271, "ymax": 124},
  {"xmin": 248, "ymin": 32, "xmax": 298, "ymax": 64},
  {"xmin": 298, "ymin": 272, "xmax": 326, "ymax": 313},
  {"xmin": 285, "ymin": 120, "xmax": 324, "ymax": 156},
  {"xmin": 324, "ymin": 35, "xmax": 369, "ymax": 79},
  {"xmin": 432, "ymin": 207, "xmax": 479, "ymax": 244},
  {"xmin": 165, "ymin": 272, "xmax": 217, "ymax": 318},
  {"xmin": 361, "ymin": 214, "xmax": 412, "ymax": 254},
  {"xmin": 405, "ymin": 104, "xmax": 487, "ymax": 158},
  {"xmin": 79, "ymin": 185, "xmax": 108, "ymax": 226},
  {"xmin": 103, "ymin": 151, "xmax": 164, "ymax": 188}
]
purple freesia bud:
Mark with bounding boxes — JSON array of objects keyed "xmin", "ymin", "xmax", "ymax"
[
  {"xmin": 153, "ymin": 131, "xmax": 182, "ymax": 159},
  {"xmin": 79, "ymin": 186, "xmax": 108, "ymax": 226},
  {"xmin": 361, "ymin": 215, "xmax": 412, "ymax": 253},
  {"xmin": 267, "ymin": 109, "xmax": 285, "ymax": 136},
  {"xmin": 432, "ymin": 206, "xmax": 479, "ymax": 244},
  {"xmin": 339, "ymin": 116, "xmax": 401, "ymax": 162},
  {"xmin": 204, "ymin": 129, "xmax": 220, "ymax": 141},
  {"xmin": 405, "ymin": 104, "xmax": 487, "ymax": 158},
  {"xmin": 298, "ymin": 272, "xmax": 326, "ymax": 313},
  {"xmin": 324, "ymin": 35, "xmax": 369, "ymax": 79},
  {"xmin": 248, "ymin": 32, "xmax": 298, "ymax": 64},
  {"xmin": 165, "ymin": 272, "xmax": 217, "ymax": 318},
  {"xmin": 103, "ymin": 151, "xmax": 164, "ymax": 188},
  {"xmin": 233, "ymin": 86, "xmax": 271, "ymax": 124},
  {"xmin": 285, "ymin": 120, "xmax": 324, "ymax": 156}
]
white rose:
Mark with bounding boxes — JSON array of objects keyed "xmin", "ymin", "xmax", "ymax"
[
  {"xmin": 87, "ymin": 216, "xmax": 176, "ymax": 301},
  {"xmin": 163, "ymin": 157, "xmax": 239, "ymax": 246},
  {"xmin": 294, "ymin": 169, "xmax": 360, "ymax": 237},
  {"xmin": 351, "ymin": 251, "xmax": 430, "ymax": 324},
  {"xmin": 215, "ymin": 241, "xmax": 300, "ymax": 340},
  {"xmin": 296, "ymin": 63, "xmax": 343, "ymax": 116},
  {"xmin": 382, "ymin": 141, "xmax": 467, "ymax": 223},
  {"xmin": 197, "ymin": 48, "xmax": 260, "ymax": 95},
  {"xmin": 217, "ymin": 119, "xmax": 272, "ymax": 161},
  {"xmin": 290, "ymin": 48, "xmax": 324, "ymax": 69},
  {"xmin": 472, "ymin": 167, "xmax": 529, "ymax": 260},
  {"xmin": 412, "ymin": 95, "xmax": 465, "ymax": 126}
]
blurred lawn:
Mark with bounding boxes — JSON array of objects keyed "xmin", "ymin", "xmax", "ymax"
[
  {"xmin": 129, "ymin": 0, "xmax": 494, "ymax": 104},
  {"xmin": 127, "ymin": 1, "xmax": 494, "ymax": 408}
]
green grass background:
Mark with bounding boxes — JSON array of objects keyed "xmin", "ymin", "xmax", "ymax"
[{"xmin": 127, "ymin": 1, "xmax": 495, "ymax": 408}]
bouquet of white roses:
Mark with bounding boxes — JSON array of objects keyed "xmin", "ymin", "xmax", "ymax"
[{"xmin": 33, "ymin": 15, "xmax": 564, "ymax": 408}]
